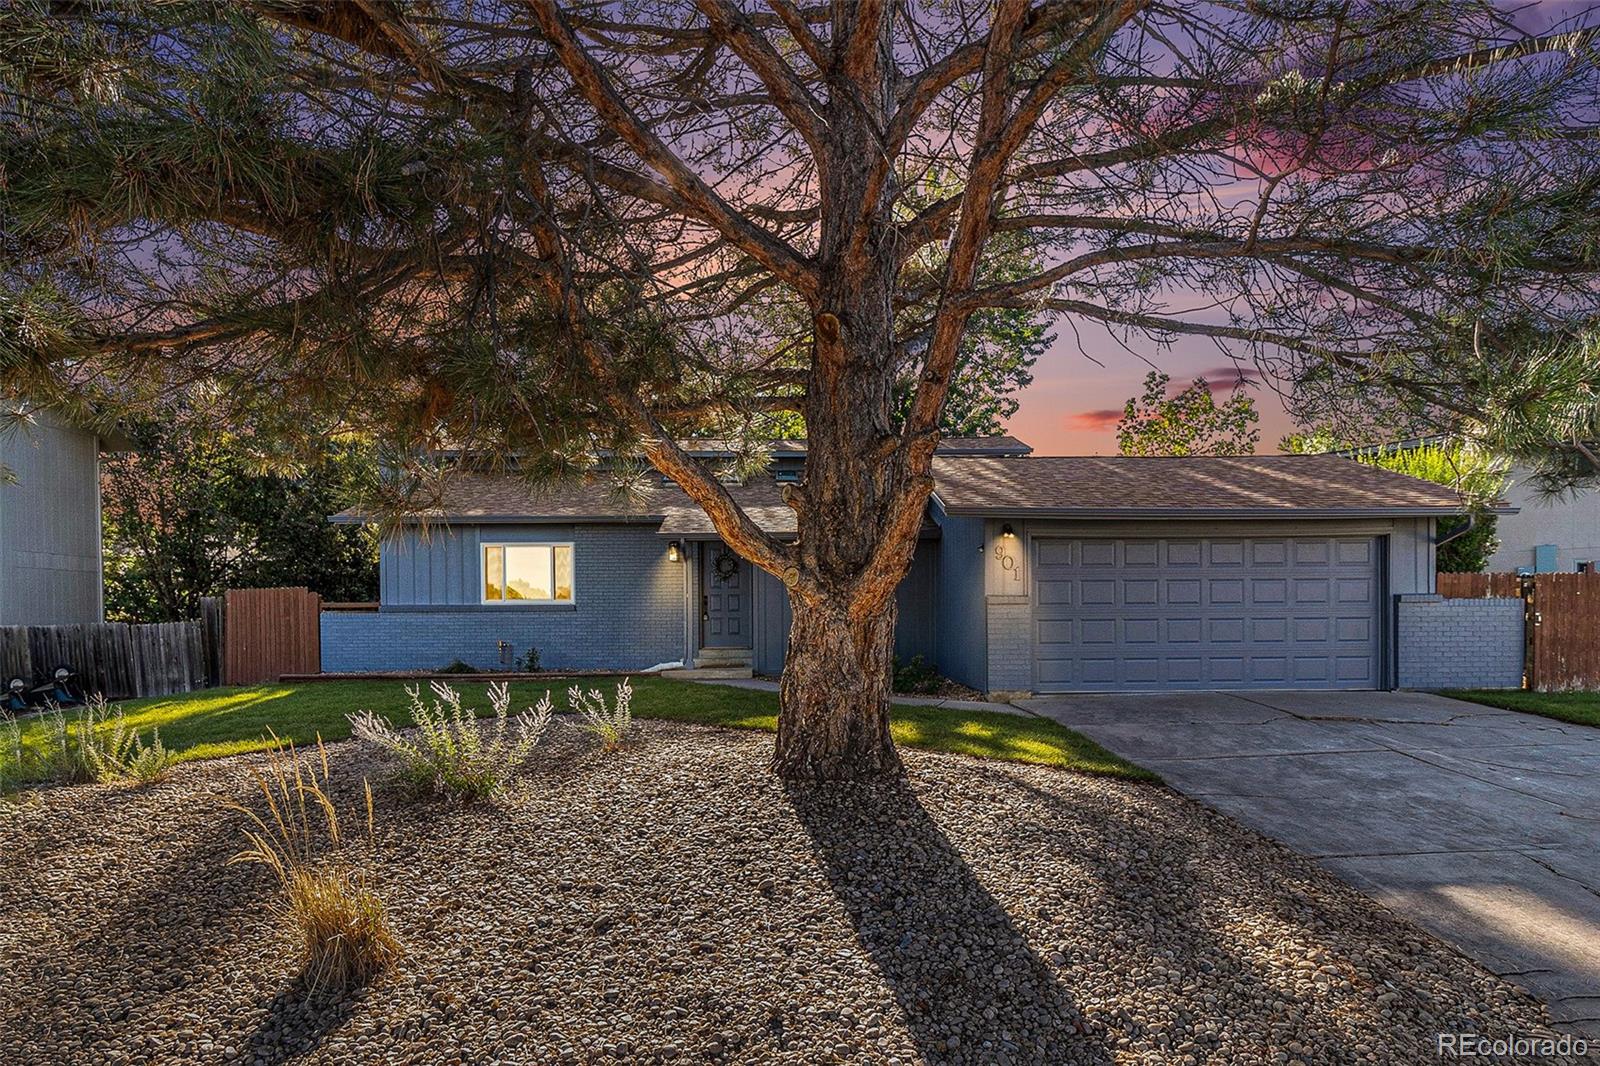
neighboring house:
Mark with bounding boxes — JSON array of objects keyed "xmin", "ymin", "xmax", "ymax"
[
  {"xmin": 0, "ymin": 411, "xmax": 124, "ymax": 625},
  {"xmin": 325, "ymin": 436, "xmax": 1470, "ymax": 694},
  {"xmin": 1485, "ymin": 463, "xmax": 1600, "ymax": 574}
]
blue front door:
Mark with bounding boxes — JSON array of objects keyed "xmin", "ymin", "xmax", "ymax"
[{"xmin": 701, "ymin": 543, "xmax": 750, "ymax": 648}]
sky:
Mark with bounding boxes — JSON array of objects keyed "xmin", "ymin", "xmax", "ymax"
[
  {"xmin": 1002, "ymin": 0, "xmax": 1595, "ymax": 459},
  {"xmin": 1004, "ymin": 334, "xmax": 1299, "ymax": 457}
]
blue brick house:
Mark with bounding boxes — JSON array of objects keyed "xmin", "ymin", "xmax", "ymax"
[{"xmin": 324, "ymin": 437, "xmax": 1477, "ymax": 694}]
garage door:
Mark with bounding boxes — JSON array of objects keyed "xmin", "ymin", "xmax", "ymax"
[{"xmin": 1033, "ymin": 536, "xmax": 1382, "ymax": 692}]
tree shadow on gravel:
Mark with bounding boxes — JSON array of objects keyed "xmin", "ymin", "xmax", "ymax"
[
  {"xmin": 239, "ymin": 982, "xmax": 360, "ymax": 1065},
  {"xmin": 786, "ymin": 776, "xmax": 1114, "ymax": 1066}
]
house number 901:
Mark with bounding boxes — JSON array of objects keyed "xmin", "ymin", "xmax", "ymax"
[{"xmin": 992, "ymin": 545, "xmax": 1022, "ymax": 582}]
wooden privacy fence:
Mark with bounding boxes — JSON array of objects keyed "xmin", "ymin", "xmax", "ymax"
[
  {"xmin": 1437, "ymin": 572, "xmax": 1525, "ymax": 599},
  {"xmin": 224, "ymin": 587, "xmax": 322, "ymax": 685},
  {"xmin": 0, "ymin": 614, "xmax": 222, "ymax": 700},
  {"xmin": 1438, "ymin": 572, "xmax": 1600, "ymax": 690},
  {"xmin": 1526, "ymin": 574, "xmax": 1600, "ymax": 691}
]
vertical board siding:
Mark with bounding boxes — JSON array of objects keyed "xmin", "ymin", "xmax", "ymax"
[
  {"xmin": 933, "ymin": 510, "xmax": 990, "ymax": 691},
  {"xmin": 1388, "ymin": 517, "xmax": 1436, "ymax": 595},
  {"xmin": 750, "ymin": 567, "xmax": 793, "ymax": 677},
  {"xmin": 893, "ymin": 543, "xmax": 939, "ymax": 663},
  {"xmin": 380, "ymin": 525, "xmax": 582, "ymax": 606},
  {"xmin": 326, "ymin": 525, "xmax": 686, "ymax": 673},
  {"xmin": 748, "ymin": 539, "xmax": 938, "ymax": 677},
  {"xmin": 0, "ymin": 415, "xmax": 105, "ymax": 625},
  {"xmin": 224, "ymin": 587, "xmax": 322, "ymax": 685}
]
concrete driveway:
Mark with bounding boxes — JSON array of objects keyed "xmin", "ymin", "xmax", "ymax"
[{"xmin": 1019, "ymin": 690, "xmax": 1600, "ymax": 1037}]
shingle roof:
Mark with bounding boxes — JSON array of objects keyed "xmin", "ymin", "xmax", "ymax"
[
  {"xmin": 658, "ymin": 480, "xmax": 798, "ymax": 536},
  {"xmin": 673, "ymin": 435, "xmax": 1032, "ymax": 457},
  {"xmin": 331, "ymin": 474, "xmax": 806, "ymax": 534},
  {"xmin": 930, "ymin": 454, "xmax": 1470, "ymax": 516},
  {"xmin": 334, "ymin": 450, "xmax": 1472, "ymax": 530},
  {"xmin": 926, "ymin": 435, "xmax": 1033, "ymax": 456},
  {"xmin": 386, "ymin": 474, "xmax": 665, "ymax": 522}
]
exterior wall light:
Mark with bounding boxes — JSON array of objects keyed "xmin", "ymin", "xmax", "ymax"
[
  {"xmin": 668, "ymin": 540, "xmax": 682, "ymax": 562},
  {"xmin": 1001, "ymin": 523, "xmax": 1016, "ymax": 539}
]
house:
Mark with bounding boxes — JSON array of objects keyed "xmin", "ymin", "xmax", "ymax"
[
  {"xmin": 1485, "ymin": 463, "xmax": 1600, "ymax": 574},
  {"xmin": 323, "ymin": 436, "xmax": 1476, "ymax": 694},
  {"xmin": 0, "ymin": 410, "xmax": 125, "ymax": 626}
]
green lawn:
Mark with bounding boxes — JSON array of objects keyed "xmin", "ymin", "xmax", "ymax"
[
  {"xmin": 1442, "ymin": 689, "xmax": 1600, "ymax": 729},
  {"xmin": 8, "ymin": 676, "xmax": 1155, "ymax": 782}
]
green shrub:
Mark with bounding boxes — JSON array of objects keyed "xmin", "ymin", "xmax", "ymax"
[
  {"xmin": 517, "ymin": 646, "xmax": 541, "ymax": 672},
  {"xmin": 75, "ymin": 697, "xmax": 178, "ymax": 784},
  {"xmin": 437, "ymin": 659, "xmax": 480, "ymax": 674},
  {"xmin": 893, "ymin": 655, "xmax": 941, "ymax": 695},
  {"xmin": 570, "ymin": 678, "xmax": 635, "ymax": 752},
  {"xmin": 1352, "ymin": 443, "xmax": 1508, "ymax": 573},
  {"xmin": 2, "ymin": 698, "xmax": 176, "ymax": 790},
  {"xmin": 31, "ymin": 707, "xmax": 95, "ymax": 785},
  {"xmin": 349, "ymin": 681, "xmax": 553, "ymax": 800}
]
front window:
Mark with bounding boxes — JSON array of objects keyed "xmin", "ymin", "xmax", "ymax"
[{"xmin": 482, "ymin": 543, "xmax": 574, "ymax": 603}]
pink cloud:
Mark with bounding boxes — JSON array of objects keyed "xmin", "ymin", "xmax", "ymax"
[
  {"xmin": 1195, "ymin": 365, "xmax": 1264, "ymax": 394},
  {"xmin": 1066, "ymin": 408, "xmax": 1124, "ymax": 430}
]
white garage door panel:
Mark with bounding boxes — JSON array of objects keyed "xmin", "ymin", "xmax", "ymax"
[{"xmin": 1033, "ymin": 536, "xmax": 1382, "ymax": 692}]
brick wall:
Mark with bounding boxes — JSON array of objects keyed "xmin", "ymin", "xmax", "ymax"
[
  {"xmin": 1396, "ymin": 594, "xmax": 1524, "ymax": 690},
  {"xmin": 985, "ymin": 598, "xmax": 1033, "ymax": 695},
  {"xmin": 323, "ymin": 525, "xmax": 686, "ymax": 672}
]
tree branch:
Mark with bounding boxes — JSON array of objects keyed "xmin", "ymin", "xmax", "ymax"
[
  {"xmin": 522, "ymin": 0, "xmax": 819, "ymax": 301},
  {"xmin": 695, "ymin": 0, "xmax": 827, "ymax": 160}
]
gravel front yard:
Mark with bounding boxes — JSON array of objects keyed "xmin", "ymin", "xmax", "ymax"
[{"xmin": 0, "ymin": 720, "xmax": 1578, "ymax": 1065}]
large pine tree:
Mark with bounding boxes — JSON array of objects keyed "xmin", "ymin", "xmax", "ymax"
[{"xmin": 3, "ymin": 1, "xmax": 1599, "ymax": 778}]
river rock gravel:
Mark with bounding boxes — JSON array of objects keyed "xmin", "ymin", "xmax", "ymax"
[{"xmin": 0, "ymin": 719, "xmax": 1582, "ymax": 1065}]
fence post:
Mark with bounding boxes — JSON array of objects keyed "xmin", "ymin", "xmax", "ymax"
[
  {"xmin": 1521, "ymin": 573, "xmax": 1538, "ymax": 691},
  {"xmin": 199, "ymin": 596, "xmax": 226, "ymax": 687}
]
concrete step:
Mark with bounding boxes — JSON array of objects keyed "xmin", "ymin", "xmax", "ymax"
[{"xmin": 694, "ymin": 648, "xmax": 753, "ymax": 667}]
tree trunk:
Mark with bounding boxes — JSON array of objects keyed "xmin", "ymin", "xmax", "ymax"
[
  {"xmin": 773, "ymin": 593, "xmax": 902, "ymax": 780},
  {"xmin": 769, "ymin": 5, "xmax": 924, "ymax": 781}
]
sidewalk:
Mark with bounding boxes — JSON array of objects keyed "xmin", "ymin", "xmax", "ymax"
[{"xmin": 686, "ymin": 676, "xmax": 1033, "ymax": 718}]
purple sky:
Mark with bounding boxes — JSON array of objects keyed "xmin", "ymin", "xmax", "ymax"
[
  {"xmin": 1002, "ymin": 0, "xmax": 1595, "ymax": 458},
  {"xmin": 1004, "ymin": 336, "xmax": 1297, "ymax": 456}
]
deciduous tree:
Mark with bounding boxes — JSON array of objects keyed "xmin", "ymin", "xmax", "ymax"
[
  {"xmin": 1117, "ymin": 370, "xmax": 1259, "ymax": 456},
  {"xmin": 101, "ymin": 417, "xmax": 378, "ymax": 622}
]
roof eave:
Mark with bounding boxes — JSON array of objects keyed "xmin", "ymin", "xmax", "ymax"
[
  {"xmin": 935, "ymin": 505, "xmax": 1478, "ymax": 519},
  {"xmin": 937, "ymin": 448, "xmax": 1033, "ymax": 457},
  {"xmin": 329, "ymin": 513, "xmax": 668, "ymax": 526},
  {"xmin": 657, "ymin": 525, "xmax": 940, "ymax": 540}
]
